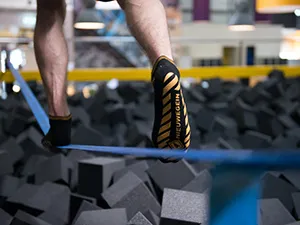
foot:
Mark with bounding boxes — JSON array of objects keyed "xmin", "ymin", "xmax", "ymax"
[
  {"xmin": 42, "ymin": 114, "xmax": 72, "ymax": 153},
  {"xmin": 151, "ymin": 56, "xmax": 191, "ymax": 163}
]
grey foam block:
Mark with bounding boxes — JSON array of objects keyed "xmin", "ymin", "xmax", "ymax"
[
  {"xmin": 146, "ymin": 160, "xmax": 197, "ymax": 192},
  {"xmin": 128, "ymin": 212, "xmax": 153, "ymax": 225},
  {"xmin": 160, "ymin": 188, "xmax": 208, "ymax": 225},
  {"xmin": 0, "ymin": 208, "xmax": 12, "ymax": 225},
  {"xmin": 102, "ymin": 171, "xmax": 161, "ymax": 219},
  {"xmin": 260, "ymin": 198, "xmax": 295, "ymax": 225},
  {"xmin": 78, "ymin": 157, "xmax": 125, "ymax": 198},
  {"xmin": 0, "ymin": 150, "xmax": 13, "ymax": 176},
  {"xmin": 284, "ymin": 222, "xmax": 300, "ymax": 225},
  {"xmin": 292, "ymin": 192, "xmax": 300, "ymax": 219},
  {"xmin": 26, "ymin": 182, "xmax": 70, "ymax": 212},
  {"xmin": 16, "ymin": 127, "xmax": 52, "ymax": 161},
  {"xmin": 3, "ymin": 112, "xmax": 28, "ymax": 137},
  {"xmin": 0, "ymin": 137, "xmax": 24, "ymax": 164},
  {"xmin": 72, "ymin": 200, "xmax": 101, "ymax": 225},
  {"xmin": 21, "ymin": 155, "xmax": 48, "ymax": 176},
  {"xmin": 182, "ymin": 169, "xmax": 212, "ymax": 193},
  {"xmin": 143, "ymin": 210, "xmax": 160, "ymax": 225},
  {"xmin": 0, "ymin": 175, "xmax": 21, "ymax": 198},
  {"xmin": 66, "ymin": 150, "xmax": 94, "ymax": 188},
  {"xmin": 113, "ymin": 161, "xmax": 149, "ymax": 182},
  {"xmin": 268, "ymin": 171, "xmax": 281, "ymax": 177},
  {"xmin": 69, "ymin": 193, "xmax": 97, "ymax": 224},
  {"xmin": 38, "ymin": 212, "xmax": 65, "ymax": 225},
  {"xmin": 10, "ymin": 210, "xmax": 51, "ymax": 225},
  {"xmin": 281, "ymin": 170, "xmax": 300, "ymax": 190},
  {"xmin": 73, "ymin": 208, "xmax": 127, "ymax": 225},
  {"xmin": 70, "ymin": 106, "xmax": 91, "ymax": 127},
  {"xmin": 71, "ymin": 124, "xmax": 112, "ymax": 146},
  {"xmin": 39, "ymin": 186, "xmax": 71, "ymax": 224},
  {"xmin": 113, "ymin": 161, "xmax": 157, "ymax": 198},
  {"xmin": 4, "ymin": 183, "xmax": 41, "ymax": 215},
  {"xmin": 262, "ymin": 173, "xmax": 298, "ymax": 212},
  {"xmin": 35, "ymin": 154, "xmax": 74, "ymax": 185}
]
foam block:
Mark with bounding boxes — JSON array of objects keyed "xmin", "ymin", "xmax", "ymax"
[
  {"xmin": 26, "ymin": 182, "xmax": 70, "ymax": 212},
  {"xmin": 278, "ymin": 115, "xmax": 298, "ymax": 129},
  {"xmin": 38, "ymin": 186, "xmax": 70, "ymax": 224},
  {"xmin": 128, "ymin": 212, "xmax": 153, "ymax": 225},
  {"xmin": 35, "ymin": 154, "xmax": 74, "ymax": 185},
  {"xmin": 143, "ymin": 210, "xmax": 160, "ymax": 225},
  {"xmin": 285, "ymin": 222, "xmax": 300, "ymax": 225},
  {"xmin": 212, "ymin": 115, "xmax": 238, "ymax": 139},
  {"xmin": 281, "ymin": 171, "xmax": 300, "ymax": 190},
  {"xmin": 272, "ymin": 135, "xmax": 299, "ymax": 148},
  {"xmin": 72, "ymin": 200, "xmax": 101, "ymax": 225},
  {"xmin": 101, "ymin": 171, "xmax": 161, "ymax": 219},
  {"xmin": 113, "ymin": 161, "xmax": 156, "ymax": 197},
  {"xmin": 195, "ymin": 108, "xmax": 215, "ymax": 132},
  {"xmin": 189, "ymin": 162, "xmax": 214, "ymax": 174},
  {"xmin": 4, "ymin": 183, "xmax": 41, "ymax": 216},
  {"xmin": 182, "ymin": 169, "xmax": 212, "ymax": 193},
  {"xmin": 239, "ymin": 131, "xmax": 272, "ymax": 149},
  {"xmin": 16, "ymin": 127, "xmax": 52, "ymax": 161},
  {"xmin": 73, "ymin": 208, "xmax": 127, "ymax": 225},
  {"xmin": 0, "ymin": 208, "xmax": 12, "ymax": 225},
  {"xmin": 261, "ymin": 173, "xmax": 298, "ymax": 212},
  {"xmin": 113, "ymin": 161, "xmax": 149, "ymax": 182},
  {"xmin": 260, "ymin": 198, "xmax": 295, "ymax": 225},
  {"xmin": 21, "ymin": 155, "xmax": 48, "ymax": 176},
  {"xmin": 10, "ymin": 210, "xmax": 51, "ymax": 225},
  {"xmin": 38, "ymin": 212, "xmax": 65, "ymax": 225},
  {"xmin": 71, "ymin": 124, "xmax": 112, "ymax": 146},
  {"xmin": 70, "ymin": 106, "xmax": 91, "ymax": 127},
  {"xmin": 125, "ymin": 122, "xmax": 152, "ymax": 147},
  {"xmin": 160, "ymin": 188, "xmax": 208, "ymax": 225},
  {"xmin": 0, "ymin": 137, "xmax": 24, "ymax": 165},
  {"xmin": 292, "ymin": 192, "xmax": 300, "ymax": 219},
  {"xmin": 66, "ymin": 150, "xmax": 94, "ymax": 189},
  {"xmin": 0, "ymin": 175, "xmax": 21, "ymax": 198},
  {"xmin": 3, "ymin": 111, "xmax": 28, "ymax": 137},
  {"xmin": 69, "ymin": 193, "xmax": 97, "ymax": 224},
  {"xmin": 146, "ymin": 160, "xmax": 197, "ymax": 193},
  {"xmin": 0, "ymin": 151, "xmax": 13, "ymax": 176},
  {"xmin": 78, "ymin": 157, "xmax": 125, "ymax": 198}
]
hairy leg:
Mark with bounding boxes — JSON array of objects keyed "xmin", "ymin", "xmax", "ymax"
[
  {"xmin": 34, "ymin": 0, "xmax": 70, "ymax": 117},
  {"xmin": 117, "ymin": 0, "xmax": 173, "ymax": 65},
  {"xmin": 118, "ymin": 0, "xmax": 191, "ymax": 161},
  {"xmin": 34, "ymin": 0, "xmax": 72, "ymax": 148}
]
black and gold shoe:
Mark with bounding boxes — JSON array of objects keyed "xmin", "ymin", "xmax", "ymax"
[
  {"xmin": 41, "ymin": 114, "xmax": 72, "ymax": 153},
  {"xmin": 151, "ymin": 56, "xmax": 191, "ymax": 163}
]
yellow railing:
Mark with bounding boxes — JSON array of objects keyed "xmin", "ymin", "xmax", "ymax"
[{"xmin": 2, "ymin": 65, "xmax": 300, "ymax": 82}]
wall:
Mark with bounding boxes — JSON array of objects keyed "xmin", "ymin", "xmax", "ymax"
[{"xmin": 179, "ymin": 22, "xmax": 283, "ymax": 63}]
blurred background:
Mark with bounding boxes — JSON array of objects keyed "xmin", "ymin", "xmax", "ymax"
[
  {"xmin": 0, "ymin": 0, "xmax": 300, "ymax": 72},
  {"xmin": 1, "ymin": 3, "xmax": 300, "ymax": 224}
]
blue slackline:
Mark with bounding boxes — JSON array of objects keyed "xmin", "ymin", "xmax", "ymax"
[{"xmin": 6, "ymin": 61, "xmax": 300, "ymax": 168}]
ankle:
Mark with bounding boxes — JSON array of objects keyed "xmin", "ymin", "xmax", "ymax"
[{"xmin": 152, "ymin": 56, "xmax": 179, "ymax": 81}]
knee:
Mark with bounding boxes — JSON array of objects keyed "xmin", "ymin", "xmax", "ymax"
[
  {"xmin": 37, "ymin": 0, "xmax": 66, "ymax": 12},
  {"xmin": 116, "ymin": 0, "xmax": 126, "ymax": 10},
  {"xmin": 36, "ymin": 0, "xmax": 66, "ymax": 23},
  {"xmin": 117, "ymin": 0, "xmax": 151, "ymax": 10}
]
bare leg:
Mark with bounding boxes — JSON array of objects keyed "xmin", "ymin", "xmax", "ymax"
[
  {"xmin": 117, "ymin": 0, "xmax": 173, "ymax": 65},
  {"xmin": 34, "ymin": 0, "xmax": 71, "ymax": 147},
  {"xmin": 118, "ymin": 0, "xmax": 191, "ymax": 162},
  {"xmin": 34, "ymin": 0, "xmax": 70, "ymax": 117}
]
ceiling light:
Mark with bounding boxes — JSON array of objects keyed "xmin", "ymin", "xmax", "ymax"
[
  {"xmin": 95, "ymin": 0, "xmax": 121, "ymax": 10},
  {"xmin": 74, "ymin": 8, "xmax": 105, "ymax": 30},
  {"xmin": 228, "ymin": 1, "xmax": 255, "ymax": 32}
]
